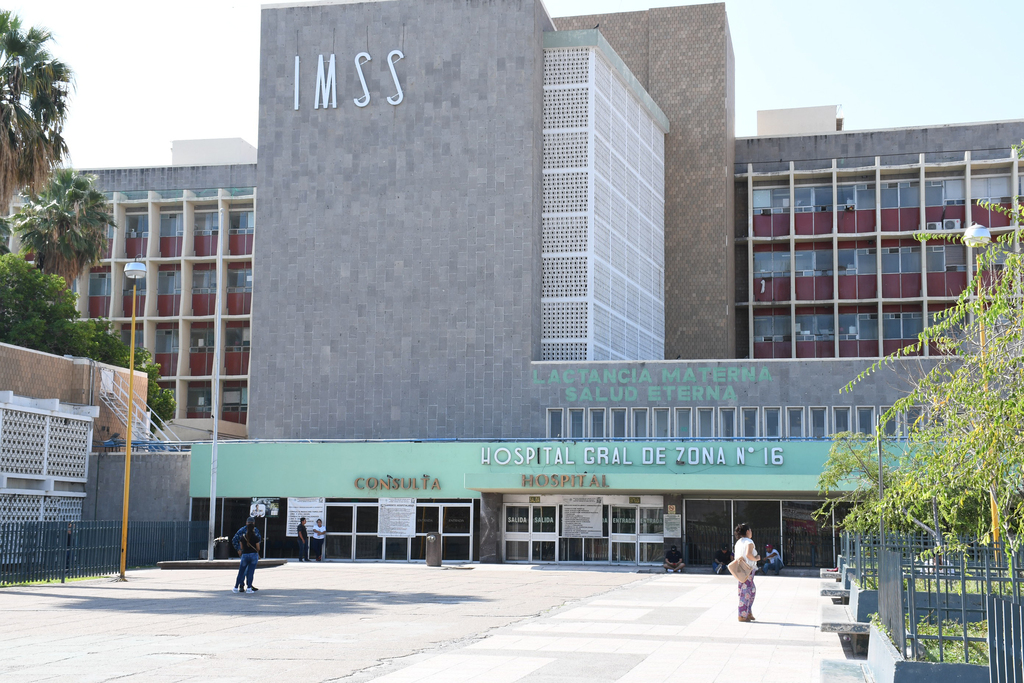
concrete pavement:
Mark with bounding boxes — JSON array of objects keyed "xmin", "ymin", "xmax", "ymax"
[{"xmin": 0, "ymin": 563, "xmax": 847, "ymax": 682}]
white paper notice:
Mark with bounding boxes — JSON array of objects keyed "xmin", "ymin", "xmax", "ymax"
[
  {"xmin": 561, "ymin": 503, "xmax": 604, "ymax": 538},
  {"xmin": 287, "ymin": 497, "xmax": 326, "ymax": 536},
  {"xmin": 663, "ymin": 513, "xmax": 682, "ymax": 537},
  {"xmin": 378, "ymin": 498, "xmax": 417, "ymax": 537}
]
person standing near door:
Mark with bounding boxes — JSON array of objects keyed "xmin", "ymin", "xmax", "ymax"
[
  {"xmin": 296, "ymin": 517, "xmax": 309, "ymax": 562},
  {"xmin": 734, "ymin": 523, "xmax": 759, "ymax": 622},
  {"xmin": 311, "ymin": 518, "xmax": 326, "ymax": 561}
]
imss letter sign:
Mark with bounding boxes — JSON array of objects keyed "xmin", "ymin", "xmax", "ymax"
[{"xmin": 294, "ymin": 50, "xmax": 405, "ymax": 110}]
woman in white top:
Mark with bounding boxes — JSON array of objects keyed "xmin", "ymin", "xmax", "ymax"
[{"xmin": 733, "ymin": 523, "xmax": 759, "ymax": 622}]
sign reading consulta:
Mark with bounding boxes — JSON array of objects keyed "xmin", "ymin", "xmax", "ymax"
[{"xmin": 480, "ymin": 444, "xmax": 786, "ymax": 468}]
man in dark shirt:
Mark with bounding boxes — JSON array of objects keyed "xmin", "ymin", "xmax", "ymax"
[
  {"xmin": 663, "ymin": 545, "xmax": 685, "ymax": 573},
  {"xmin": 296, "ymin": 517, "xmax": 309, "ymax": 562},
  {"xmin": 713, "ymin": 545, "xmax": 732, "ymax": 574}
]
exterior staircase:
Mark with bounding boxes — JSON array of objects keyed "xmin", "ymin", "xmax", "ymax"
[{"xmin": 98, "ymin": 368, "xmax": 179, "ymax": 446}]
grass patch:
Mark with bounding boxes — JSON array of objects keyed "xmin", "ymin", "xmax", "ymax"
[{"xmin": 912, "ymin": 620, "xmax": 988, "ymax": 665}]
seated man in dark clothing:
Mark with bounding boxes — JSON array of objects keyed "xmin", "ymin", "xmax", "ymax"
[
  {"xmin": 663, "ymin": 545, "xmax": 685, "ymax": 573},
  {"xmin": 712, "ymin": 545, "xmax": 732, "ymax": 574}
]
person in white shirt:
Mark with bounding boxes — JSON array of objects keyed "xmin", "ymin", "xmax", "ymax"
[
  {"xmin": 763, "ymin": 544, "xmax": 783, "ymax": 575},
  {"xmin": 310, "ymin": 518, "xmax": 326, "ymax": 561},
  {"xmin": 733, "ymin": 523, "xmax": 759, "ymax": 622}
]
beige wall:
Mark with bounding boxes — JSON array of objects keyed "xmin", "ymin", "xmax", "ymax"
[{"xmin": 0, "ymin": 343, "xmax": 148, "ymax": 444}]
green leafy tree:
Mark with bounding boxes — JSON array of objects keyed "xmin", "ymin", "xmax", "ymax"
[
  {"xmin": 0, "ymin": 253, "xmax": 175, "ymax": 426},
  {"xmin": 0, "ymin": 215, "xmax": 10, "ymax": 254},
  {"xmin": 14, "ymin": 168, "xmax": 111, "ymax": 285},
  {"xmin": 821, "ymin": 140, "xmax": 1024, "ymax": 549},
  {"xmin": 0, "ymin": 11, "xmax": 72, "ymax": 209}
]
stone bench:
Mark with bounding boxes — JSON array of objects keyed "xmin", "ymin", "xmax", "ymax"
[
  {"xmin": 819, "ymin": 659, "xmax": 872, "ymax": 683},
  {"xmin": 821, "ymin": 567, "xmax": 841, "ymax": 581},
  {"xmin": 821, "ymin": 579, "xmax": 850, "ymax": 602},
  {"xmin": 820, "ymin": 603, "xmax": 870, "ymax": 656}
]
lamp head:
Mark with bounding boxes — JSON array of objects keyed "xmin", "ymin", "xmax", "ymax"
[
  {"xmin": 963, "ymin": 223, "xmax": 992, "ymax": 248},
  {"xmin": 123, "ymin": 261, "xmax": 146, "ymax": 279}
]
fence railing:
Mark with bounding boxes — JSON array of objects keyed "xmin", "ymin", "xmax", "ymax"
[
  {"xmin": 842, "ymin": 532, "xmax": 1024, "ymax": 670},
  {"xmin": 988, "ymin": 595, "xmax": 1024, "ymax": 683},
  {"xmin": 0, "ymin": 520, "xmax": 207, "ymax": 586}
]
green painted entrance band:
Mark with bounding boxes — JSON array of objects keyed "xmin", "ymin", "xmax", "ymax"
[{"xmin": 189, "ymin": 440, "xmax": 841, "ymax": 499}]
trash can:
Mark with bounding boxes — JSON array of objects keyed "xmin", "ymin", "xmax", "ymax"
[
  {"xmin": 214, "ymin": 538, "xmax": 231, "ymax": 560},
  {"xmin": 425, "ymin": 532, "xmax": 442, "ymax": 567}
]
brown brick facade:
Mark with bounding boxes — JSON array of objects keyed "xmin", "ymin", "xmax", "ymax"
[{"xmin": 557, "ymin": 4, "xmax": 736, "ymax": 359}]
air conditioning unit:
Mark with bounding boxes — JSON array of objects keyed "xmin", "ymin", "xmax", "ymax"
[
  {"xmin": 926, "ymin": 221, "xmax": 942, "ymax": 230},
  {"xmin": 943, "ymin": 219, "xmax": 961, "ymax": 231}
]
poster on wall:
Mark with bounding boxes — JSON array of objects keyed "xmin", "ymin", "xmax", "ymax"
[
  {"xmin": 287, "ymin": 497, "xmax": 326, "ymax": 536},
  {"xmin": 663, "ymin": 513, "xmax": 682, "ymax": 537},
  {"xmin": 250, "ymin": 498, "xmax": 280, "ymax": 518},
  {"xmin": 561, "ymin": 502, "xmax": 604, "ymax": 538},
  {"xmin": 378, "ymin": 498, "xmax": 417, "ymax": 537}
]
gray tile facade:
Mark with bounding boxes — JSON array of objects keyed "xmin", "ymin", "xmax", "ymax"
[
  {"xmin": 249, "ymin": 0, "xmax": 553, "ymax": 439},
  {"xmin": 85, "ymin": 165, "xmax": 257, "ymax": 193}
]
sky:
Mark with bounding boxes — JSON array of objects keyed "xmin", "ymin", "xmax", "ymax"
[{"xmin": 14, "ymin": 0, "xmax": 1024, "ymax": 169}]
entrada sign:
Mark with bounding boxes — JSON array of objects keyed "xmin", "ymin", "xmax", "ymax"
[{"xmin": 294, "ymin": 50, "xmax": 405, "ymax": 110}]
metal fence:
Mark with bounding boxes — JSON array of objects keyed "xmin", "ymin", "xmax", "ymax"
[
  {"xmin": 988, "ymin": 595, "xmax": 1024, "ymax": 683},
  {"xmin": 0, "ymin": 520, "xmax": 207, "ymax": 586}
]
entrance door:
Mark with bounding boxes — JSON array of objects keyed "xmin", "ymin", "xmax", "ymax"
[
  {"xmin": 503, "ymin": 504, "xmax": 557, "ymax": 562},
  {"xmin": 610, "ymin": 506, "xmax": 638, "ymax": 563}
]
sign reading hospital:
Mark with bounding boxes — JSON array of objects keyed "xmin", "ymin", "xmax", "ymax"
[{"xmin": 480, "ymin": 443, "xmax": 785, "ymax": 468}]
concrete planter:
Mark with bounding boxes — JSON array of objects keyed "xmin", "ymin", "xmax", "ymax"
[
  {"xmin": 866, "ymin": 623, "xmax": 987, "ymax": 683},
  {"xmin": 849, "ymin": 581, "xmax": 878, "ymax": 623}
]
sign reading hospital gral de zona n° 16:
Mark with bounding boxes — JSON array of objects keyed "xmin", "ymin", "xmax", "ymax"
[{"xmin": 480, "ymin": 443, "xmax": 788, "ymax": 470}]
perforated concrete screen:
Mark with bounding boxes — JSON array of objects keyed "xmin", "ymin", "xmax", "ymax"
[{"xmin": 541, "ymin": 46, "xmax": 666, "ymax": 361}]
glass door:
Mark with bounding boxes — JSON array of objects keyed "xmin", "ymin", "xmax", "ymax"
[
  {"xmin": 638, "ymin": 507, "xmax": 665, "ymax": 564},
  {"xmin": 325, "ymin": 504, "xmax": 353, "ymax": 559},
  {"xmin": 610, "ymin": 506, "xmax": 637, "ymax": 563},
  {"xmin": 504, "ymin": 505, "xmax": 531, "ymax": 562},
  {"xmin": 531, "ymin": 506, "xmax": 557, "ymax": 562}
]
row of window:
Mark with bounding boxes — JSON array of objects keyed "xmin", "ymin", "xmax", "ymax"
[
  {"xmin": 754, "ymin": 311, "xmax": 924, "ymax": 343},
  {"xmin": 546, "ymin": 405, "xmax": 908, "ymax": 440},
  {"xmin": 153, "ymin": 326, "xmax": 251, "ymax": 354},
  {"xmin": 122, "ymin": 209, "xmax": 254, "ymax": 238},
  {"xmin": 752, "ymin": 178, "xmax": 1013, "ymax": 214},
  {"xmin": 754, "ymin": 244, "xmax": 974, "ymax": 278},
  {"xmin": 87, "ymin": 268, "xmax": 253, "ymax": 296}
]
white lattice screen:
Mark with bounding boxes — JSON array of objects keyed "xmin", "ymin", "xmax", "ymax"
[{"xmin": 541, "ymin": 46, "xmax": 665, "ymax": 361}]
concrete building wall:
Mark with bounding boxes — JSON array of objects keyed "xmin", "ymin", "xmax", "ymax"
[
  {"xmin": 86, "ymin": 165, "xmax": 257, "ymax": 193},
  {"xmin": 83, "ymin": 451, "xmax": 191, "ymax": 522},
  {"xmin": 757, "ymin": 106, "xmax": 841, "ymax": 137},
  {"xmin": 250, "ymin": 0, "xmax": 554, "ymax": 439},
  {"xmin": 557, "ymin": 5, "xmax": 737, "ymax": 360}
]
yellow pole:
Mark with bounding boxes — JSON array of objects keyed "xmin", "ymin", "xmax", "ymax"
[
  {"xmin": 977, "ymin": 272, "xmax": 999, "ymax": 544},
  {"xmin": 119, "ymin": 283, "xmax": 137, "ymax": 580}
]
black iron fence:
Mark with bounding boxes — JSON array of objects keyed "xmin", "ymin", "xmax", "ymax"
[
  {"xmin": 842, "ymin": 532, "xmax": 1024, "ymax": 670},
  {"xmin": 0, "ymin": 520, "xmax": 207, "ymax": 586}
]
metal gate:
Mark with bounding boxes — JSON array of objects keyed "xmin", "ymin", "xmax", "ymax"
[{"xmin": 878, "ymin": 547, "xmax": 905, "ymax": 656}]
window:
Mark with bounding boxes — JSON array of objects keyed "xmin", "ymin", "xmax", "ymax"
[
  {"xmin": 836, "ymin": 184, "xmax": 875, "ymax": 210},
  {"xmin": 227, "ymin": 268, "xmax": 253, "ymax": 292},
  {"xmin": 883, "ymin": 312, "xmax": 923, "ymax": 340},
  {"xmin": 194, "ymin": 211, "xmax": 219, "ymax": 235},
  {"xmin": 697, "ymin": 408, "xmax": 714, "ymax": 438},
  {"xmin": 223, "ymin": 386, "xmax": 248, "ymax": 411},
  {"xmin": 881, "ymin": 406, "xmax": 897, "ymax": 437},
  {"xmin": 753, "ymin": 252, "xmax": 791, "ymax": 277},
  {"xmin": 742, "ymin": 408, "xmax": 758, "ymax": 438},
  {"xmin": 156, "ymin": 329, "xmax": 179, "ymax": 354},
  {"xmin": 122, "ymin": 275, "xmax": 146, "ymax": 294},
  {"xmin": 675, "ymin": 408, "xmax": 691, "ymax": 438},
  {"xmin": 611, "ymin": 409, "xmax": 627, "ymax": 438},
  {"xmin": 192, "ymin": 269, "xmax": 216, "ymax": 292},
  {"xmin": 120, "ymin": 327, "xmax": 144, "ymax": 348},
  {"xmin": 632, "ymin": 409, "xmax": 648, "ymax": 439},
  {"xmin": 837, "ymin": 248, "xmax": 877, "ymax": 276},
  {"xmin": 189, "ymin": 326, "xmax": 215, "ymax": 351},
  {"xmin": 880, "ymin": 181, "xmax": 918, "ymax": 208},
  {"xmin": 653, "ymin": 408, "xmax": 670, "ymax": 438},
  {"xmin": 833, "ymin": 407, "xmax": 850, "ymax": 433},
  {"xmin": 794, "ymin": 185, "xmax": 832, "ymax": 213},
  {"xmin": 125, "ymin": 213, "xmax": 148, "ymax": 238},
  {"xmin": 225, "ymin": 326, "xmax": 250, "ymax": 350},
  {"xmin": 719, "ymin": 408, "xmax": 735, "ymax": 438},
  {"xmin": 857, "ymin": 407, "xmax": 875, "ymax": 435},
  {"xmin": 229, "ymin": 210, "xmax": 255, "ymax": 234},
  {"xmin": 839, "ymin": 313, "xmax": 878, "ymax": 341},
  {"xmin": 547, "ymin": 409, "xmax": 563, "ymax": 439},
  {"xmin": 158, "ymin": 270, "xmax": 181, "ymax": 294},
  {"xmin": 794, "ymin": 249, "xmax": 833, "ymax": 276},
  {"xmin": 905, "ymin": 406, "xmax": 923, "ymax": 434},
  {"xmin": 925, "ymin": 179, "xmax": 965, "ymax": 206},
  {"xmin": 88, "ymin": 272, "xmax": 111, "ymax": 296},
  {"xmin": 753, "ymin": 315, "xmax": 792, "ymax": 342},
  {"xmin": 787, "ymin": 407, "xmax": 803, "ymax": 438},
  {"xmin": 881, "ymin": 246, "xmax": 921, "ymax": 274},
  {"xmin": 794, "ymin": 314, "xmax": 834, "ymax": 342},
  {"xmin": 927, "ymin": 245, "xmax": 967, "ymax": 273},
  {"xmin": 810, "ymin": 407, "xmax": 827, "ymax": 438},
  {"xmin": 187, "ymin": 385, "xmax": 212, "ymax": 412},
  {"xmin": 752, "ymin": 188, "xmax": 790, "ymax": 214},
  {"xmin": 590, "ymin": 409, "xmax": 605, "ymax": 439},
  {"xmin": 973, "ymin": 176, "xmax": 1011, "ymax": 201},
  {"xmin": 160, "ymin": 213, "xmax": 183, "ymax": 237},
  {"xmin": 568, "ymin": 409, "xmax": 584, "ymax": 439},
  {"xmin": 764, "ymin": 408, "xmax": 781, "ymax": 438}
]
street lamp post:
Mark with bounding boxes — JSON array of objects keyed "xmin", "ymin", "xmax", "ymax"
[
  {"xmin": 963, "ymin": 223, "xmax": 999, "ymax": 544},
  {"xmin": 119, "ymin": 260, "xmax": 146, "ymax": 580}
]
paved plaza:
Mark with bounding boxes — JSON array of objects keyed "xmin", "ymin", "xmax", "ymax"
[{"xmin": 1, "ymin": 564, "xmax": 846, "ymax": 682}]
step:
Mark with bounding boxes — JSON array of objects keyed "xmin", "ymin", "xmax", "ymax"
[
  {"xmin": 820, "ymin": 659, "xmax": 874, "ymax": 683},
  {"xmin": 820, "ymin": 604, "xmax": 869, "ymax": 634}
]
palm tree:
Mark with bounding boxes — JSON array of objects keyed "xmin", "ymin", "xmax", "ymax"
[
  {"xmin": 14, "ymin": 168, "xmax": 111, "ymax": 285},
  {"xmin": 0, "ymin": 11, "xmax": 73, "ymax": 210},
  {"xmin": 0, "ymin": 215, "xmax": 10, "ymax": 254}
]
